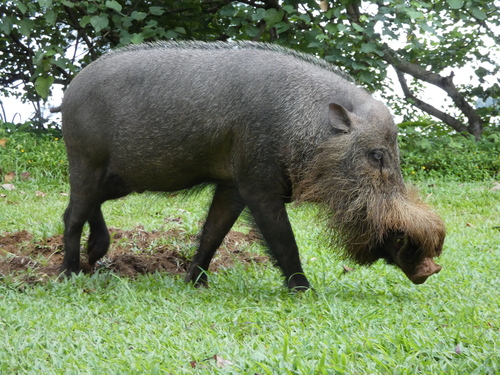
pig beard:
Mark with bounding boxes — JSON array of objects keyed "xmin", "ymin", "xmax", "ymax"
[{"xmin": 293, "ymin": 135, "xmax": 445, "ymax": 266}]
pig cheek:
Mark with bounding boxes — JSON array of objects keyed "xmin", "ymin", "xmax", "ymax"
[
  {"xmin": 381, "ymin": 234, "xmax": 408, "ymax": 267},
  {"xmin": 381, "ymin": 236, "xmax": 442, "ymax": 284},
  {"xmin": 393, "ymin": 240, "xmax": 427, "ymax": 281}
]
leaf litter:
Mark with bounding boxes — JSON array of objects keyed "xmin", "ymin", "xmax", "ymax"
[{"xmin": 0, "ymin": 227, "xmax": 267, "ymax": 284}]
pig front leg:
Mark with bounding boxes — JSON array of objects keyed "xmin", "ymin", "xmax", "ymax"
[
  {"xmin": 185, "ymin": 184, "xmax": 245, "ymax": 286},
  {"xmin": 239, "ymin": 186, "xmax": 310, "ymax": 291}
]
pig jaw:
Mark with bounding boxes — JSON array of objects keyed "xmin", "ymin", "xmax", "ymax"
[
  {"xmin": 383, "ymin": 232, "xmax": 442, "ymax": 284},
  {"xmin": 404, "ymin": 258, "xmax": 442, "ymax": 284}
]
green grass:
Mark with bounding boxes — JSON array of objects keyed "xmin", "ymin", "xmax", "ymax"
[{"xmin": 1, "ymin": 132, "xmax": 499, "ymax": 373}]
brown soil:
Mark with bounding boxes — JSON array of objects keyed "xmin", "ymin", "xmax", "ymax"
[{"xmin": 0, "ymin": 227, "xmax": 267, "ymax": 284}]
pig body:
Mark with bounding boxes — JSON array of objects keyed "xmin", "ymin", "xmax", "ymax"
[{"xmin": 61, "ymin": 41, "xmax": 445, "ymax": 289}]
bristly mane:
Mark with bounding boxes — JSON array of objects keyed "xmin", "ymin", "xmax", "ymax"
[{"xmin": 102, "ymin": 40, "xmax": 356, "ymax": 84}]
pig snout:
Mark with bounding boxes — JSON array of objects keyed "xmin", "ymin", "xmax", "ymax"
[{"xmin": 407, "ymin": 258, "xmax": 442, "ymax": 284}]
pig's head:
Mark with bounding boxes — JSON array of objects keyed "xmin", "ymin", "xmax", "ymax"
[{"xmin": 294, "ymin": 102, "xmax": 445, "ymax": 284}]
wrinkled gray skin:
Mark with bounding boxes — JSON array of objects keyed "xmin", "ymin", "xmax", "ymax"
[{"xmin": 60, "ymin": 41, "xmax": 442, "ymax": 289}]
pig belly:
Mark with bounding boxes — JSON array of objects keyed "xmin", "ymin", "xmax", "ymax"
[{"xmin": 107, "ymin": 154, "xmax": 233, "ymax": 192}]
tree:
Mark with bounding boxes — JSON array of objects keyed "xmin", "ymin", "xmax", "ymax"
[{"xmin": 1, "ymin": 0, "xmax": 498, "ymax": 139}]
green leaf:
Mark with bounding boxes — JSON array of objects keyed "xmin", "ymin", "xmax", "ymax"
[
  {"xmin": 90, "ymin": 15, "xmax": 109, "ymax": 33},
  {"xmin": 53, "ymin": 58, "xmax": 69, "ymax": 70},
  {"xmin": 352, "ymin": 61, "xmax": 366, "ymax": 70},
  {"xmin": 359, "ymin": 70, "xmax": 374, "ymax": 83},
  {"xmin": 38, "ymin": 0, "xmax": 53, "ymax": 7},
  {"xmin": 141, "ymin": 27, "xmax": 156, "ymax": 39},
  {"xmin": 420, "ymin": 22, "xmax": 435, "ymax": 34},
  {"xmin": 87, "ymin": 3, "xmax": 97, "ymax": 13},
  {"xmin": 219, "ymin": 5, "xmax": 236, "ymax": 17},
  {"xmin": 131, "ymin": 11, "xmax": 147, "ymax": 21},
  {"xmin": 130, "ymin": 33, "xmax": 144, "ymax": 44},
  {"xmin": 471, "ymin": 7, "xmax": 487, "ymax": 20},
  {"xmin": 17, "ymin": 122, "xmax": 31, "ymax": 131},
  {"xmin": 352, "ymin": 23, "xmax": 365, "ymax": 33},
  {"xmin": 447, "ymin": 0, "xmax": 463, "ymax": 9},
  {"xmin": 165, "ymin": 30, "xmax": 179, "ymax": 39},
  {"xmin": 79, "ymin": 15, "xmax": 91, "ymax": 28},
  {"xmin": 149, "ymin": 6, "xmax": 164, "ymax": 16},
  {"xmin": 61, "ymin": 0, "xmax": 75, "ymax": 7},
  {"xmin": 308, "ymin": 41, "xmax": 324, "ymax": 49},
  {"xmin": 35, "ymin": 76, "xmax": 54, "ymax": 99},
  {"xmin": 242, "ymin": 24, "xmax": 260, "ymax": 38},
  {"xmin": 252, "ymin": 8, "xmax": 266, "ymax": 21},
  {"xmin": 122, "ymin": 16, "xmax": 133, "ymax": 28},
  {"xmin": 298, "ymin": 13, "xmax": 311, "ymax": 23},
  {"xmin": 324, "ymin": 23, "xmax": 337, "ymax": 34},
  {"xmin": 19, "ymin": 19, "xmax": 35, "ymax": 37},
  {"xmin": 475, "ymin": 67, "xmax": 489, "ymax": 79},
  {"xmin": 15, "ymin": 1, "xmax": 28, "ymax": 14},
  {"xmin": 264, "ymin": 9, "xmax": 284, "ymax": 28},
  {"xmin": 406, "ymin": 10, "xmax": 424, "ymax": 19},
  {"xmin": 119, "ymin": 34, "xmax": 131, "ymax": 45},
  {"xmin": 275, "ymin": 22, "xmax": 290, "ymax": 35},
  {"xmin": 361, "ymin": 42, "xmax": 378, "ymax": 54},
  {"xmin": 45, "ymin": 10, "xmax": 56, "ymax": 26},
  {"xmin": 105, "ymin": 0, "xmax": 122, "ymax": 13},
  {"xmin": 0, "ymin": 16, "xmax": 14, "ymax": 34}
]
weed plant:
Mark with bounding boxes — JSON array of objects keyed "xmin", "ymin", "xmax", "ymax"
[{"xmin": 0, "ymin": 128, "xmax": 68, "ymax": 188}]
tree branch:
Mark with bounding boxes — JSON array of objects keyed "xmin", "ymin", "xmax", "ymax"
[
  {"xmin": 341, "ymin": 2, "xmax": 484, "ymax": 138},
  {"xmin": 394, "ymin": 68, "xmax": 470, "ymax": 134},
  {"xmin": 383, "ymin": 46, "xmax": 483, "ymax": 139},
  {"xmin": 63, "ymin": 5, "xmax": 98, "ymax": 60}
]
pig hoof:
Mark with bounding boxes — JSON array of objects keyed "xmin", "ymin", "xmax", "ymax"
[
  {"xmin": 287, "ymin": 274, "xmax": 311, "ymax": 291},
  {"xmin": 59, "ymin": 266, "xmax": 81, "ymax": 277},
  {"xmin": 185, "ymin": 267, "xmax": 208, "ymax": 287}
]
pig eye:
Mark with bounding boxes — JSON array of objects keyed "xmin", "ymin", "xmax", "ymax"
[
  {"xmin": 369, "ymin": 150, "xmax": 385, "ymax": 169},
  {"xmin": 371, "ymin": 150, "xmax": 384, "ymax": 162}
]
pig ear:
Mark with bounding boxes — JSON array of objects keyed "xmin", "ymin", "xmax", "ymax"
[{"xmin": 329, "ymin": 103, "xmax": 354, "ymax": 133}]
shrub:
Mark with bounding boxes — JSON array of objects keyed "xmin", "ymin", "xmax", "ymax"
[
  {"xmin": 1, "ymin": 120, "xmax": 498, "ymax": 185},
  {"xmin": 0, "ymin": 125, "xmax": 68, "ymax": 182},
  {"xmin": 398, "ymin": 121, "xmax": 499, "ymax": 181}
]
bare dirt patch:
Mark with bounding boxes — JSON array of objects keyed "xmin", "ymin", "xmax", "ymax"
[{"xmin": 0, "ymin": 227, "xmax": 268, "ymax": 283}]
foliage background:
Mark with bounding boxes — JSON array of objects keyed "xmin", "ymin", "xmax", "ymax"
[
  {"xmin": 1, "ymin": 0, "xmax": 499, "ymax": 138},
  {"xmin": 1, "ymin": 3, "xmax": 499, "ymax": 369}
]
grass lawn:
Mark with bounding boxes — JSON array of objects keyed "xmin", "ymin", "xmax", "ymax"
[{"xmin": 0, "ymin": 134, "xmax": 499, "ymax": 374}]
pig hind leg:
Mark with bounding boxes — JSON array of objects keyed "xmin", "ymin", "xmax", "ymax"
[
  {"xmin": 185, "ymin": 184, "xmax": 245, "ymax": 286},
  {"xmin": 62, "ymin": 165, "xmax": 130, "ymax": 275},
  {"xmin": 62, "ymin": 189, "xmax": 102, "ymax": 275},
  {"xmin": 86, "ymin": 174, "xmax": 132, "ymax": 265},
  {"xmin": 86, "ymin": 206, "xmax": 110, "ymax": 265},
  {"xmin": 239, "ymin": 186, "xmax": 310, "ymax": 291}
]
